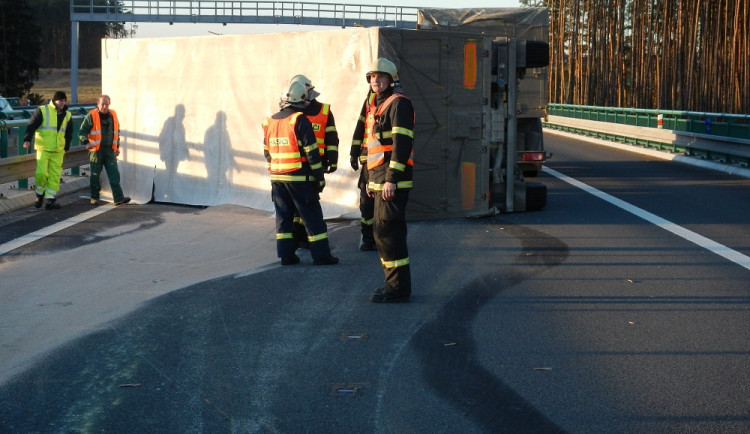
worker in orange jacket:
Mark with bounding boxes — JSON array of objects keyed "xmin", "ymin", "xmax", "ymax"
[{"xmin": 79, "ymin": 95, "xmax": 131, "ymax": 205}]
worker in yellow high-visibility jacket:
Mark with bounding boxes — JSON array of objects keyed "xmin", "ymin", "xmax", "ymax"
[{"xmin": 22, "ymin": 91, "xmax": 72, "ymax": 210}]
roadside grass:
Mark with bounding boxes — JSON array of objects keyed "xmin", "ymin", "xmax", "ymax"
[{"xmin": 27, "ymin": 68, "xmax": 102, "ymax": 104}]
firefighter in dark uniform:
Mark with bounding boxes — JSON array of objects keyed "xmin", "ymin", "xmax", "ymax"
[
  {"xmin": 263, "ymin": 81, "xmax": 339, "ymax": 266},
  {"xmin": 364, "ymin": 58, "xmax": 415, "ymax": 303},
  {"xmin": 288, "ymin": 74, "xmax": 339, "ymax": 249},
  {"xmin": 350, "ymin": 90, "xmax": 377, "ymax": 251}
]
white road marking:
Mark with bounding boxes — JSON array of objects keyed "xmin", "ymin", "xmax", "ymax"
[
  {"xmin": 543, "ymin": 166, "xmax": 750, "ymax": 271},
  {"xmin": 0, "ymin": 205, "xmax": 115, "ymax": 256}
]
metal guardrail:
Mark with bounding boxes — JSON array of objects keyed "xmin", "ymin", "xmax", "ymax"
[
  {"xmin": 547, "ymin": 103, "xmax": 750, "ymax": 140},
  {"xmin": 2, "ymin": 97, "xmax": 22, "ymax": 107},
  {"xmin": 544, "ymin": 113, "xmax": 750, "ymax": 167},
  {"xmin": 71, "ymin": 0, "xmax": 420, "ymax": 28},
  {"xmin": 0, "ymin": 148, "xmax": 90, "ymax": 186},
  {"xmin": 0, "ymin": 106, "xmax": 96, "ymax": 185}
]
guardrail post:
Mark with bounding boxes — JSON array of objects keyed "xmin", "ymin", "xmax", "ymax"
[
  {"xmin": 71, "ymin": 122, "xmax": 83, "ymax": 176},
  {"xmin": 0, "ymin": 129, "xmax": 7, "ymax": 158},
  {"xmin": 17, "ymin": 131, "xmax": 29, "ymax": 190}
]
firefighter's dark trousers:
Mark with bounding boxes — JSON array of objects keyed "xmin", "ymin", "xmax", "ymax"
[
  {"xmin": 272, "ymin": 181, "xmax": 332, "ymax": 261},
  {"xmin": 358, "ymin": 167, "xmax": 375, "ymax": 244},
  {"xmin": 373, "ymin": 189, "xmax": 411, "ymax": 294},
  {"xmin": 292, "ymin": 212, "xmax": 307, "ymax": 247}
]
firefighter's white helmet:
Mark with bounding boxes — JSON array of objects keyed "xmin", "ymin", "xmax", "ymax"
[
  {"xmin": 366, "ymin": 58, "xmax": 399, "ymax": 83},
  {"xmin": 289, "ymin": 74, "xmax": 320, "ymax": 100},
  {"xmin": 279, "ymin": 81, "xmax": 308, "ymax": 108}
]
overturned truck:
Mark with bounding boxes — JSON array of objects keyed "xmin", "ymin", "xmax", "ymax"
[
  {"xmin": 388, "ymin": 8, "xmax": 550, "ymax": 220},
  {"xmin": 105, "ymin": 8, "xmax": 549, "ymax": 221}
]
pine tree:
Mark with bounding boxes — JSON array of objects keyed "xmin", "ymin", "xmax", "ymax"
[
  {"xmin": 35, "ymin": 0, "xmax": 133, "ymax": 68},
  {"xmin": 0, "ymin": 0, "xmax": 41, "ymax": 96}
]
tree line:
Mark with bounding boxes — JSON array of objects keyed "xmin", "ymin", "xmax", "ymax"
[
  {"xmin": 0, "ymin": 0, "xmax": 130, "ymax": 99},
  {"xmin": 541, "ymin": 0, "xmax": 749, "ymax": 113}
]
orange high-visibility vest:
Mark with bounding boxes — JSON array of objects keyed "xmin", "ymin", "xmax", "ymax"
[
  {"xmin": 264, "ymin": 112, "xmax": 306, "ymax": 174},
  {"xmin": 87, "ymin": 109, "xmax": 120, "ymax": 152},
  {"xmin": 366, "ymin": 94, "xmax": 414, "ymax": 170},
  {"xmin": 355, "ymin": 93, "xmax": 377, "ymax": 164},
  {"xmin": 306, "ymin": 103, "xmax": 330, "ymax": 156},
  {"xmin": 362, "ymin": 94, "xmax": 376, "ymax": 150}
]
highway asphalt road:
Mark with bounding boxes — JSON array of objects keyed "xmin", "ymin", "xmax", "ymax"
[{"xmin": 0, "ymin": 131, "xmax": 748, "ymax": 433}]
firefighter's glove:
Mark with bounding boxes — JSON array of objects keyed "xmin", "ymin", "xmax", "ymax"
[
  {"xmin": 350, "ymin": 156, "xmax": 359, "ymax": 171},
  {"xmin": 318, "ymin": 179, "xmax": 326, "ymax": 193},
  {"xmin": 326, "ymin": 164, "xmax": 337, "ymax": 174}
]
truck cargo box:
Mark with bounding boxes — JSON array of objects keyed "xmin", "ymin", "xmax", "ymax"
[{"xmin": 104, "ymin": 8, "xmax": 549, "ymax": 220}]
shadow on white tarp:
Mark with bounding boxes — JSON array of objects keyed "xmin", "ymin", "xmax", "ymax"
[{"xmin": 102, "ymin": 27, "xmax": 382, "ymax": 219}]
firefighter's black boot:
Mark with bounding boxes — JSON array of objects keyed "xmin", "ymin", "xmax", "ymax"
[
  {"xmin": 313, "ymin": 255, "xmax": 339, "ymax": 265},
  {"xmin": 281, "ymin": 254, "xmax": 300, "ymax": 266},
  {"xmin": 370, "ymin": 288, "xmax": 410, "ymax": 303},
  {"xmin": 34, "ymin": 194, "xmax": 44, "ymax": 209}
]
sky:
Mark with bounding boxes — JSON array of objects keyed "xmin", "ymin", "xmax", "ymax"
[{"xmin": 132, "ymin": 1, "xmax": 522, "ymax": 38}]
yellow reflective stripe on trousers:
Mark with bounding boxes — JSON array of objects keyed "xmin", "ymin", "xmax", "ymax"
[
  {"xmin": 277, "ymin": 232, "xmax": 294, "ymax": 240},
  {"xmin": 307, "ymin": 232, "xmax": 329, "ymax": 242},
  {"xmin": 381, "ymin": 257, "xmax": 410, "ymax": 268},
  {"xmin": 360, "ymin": 217, "xmax": 374, "ymax": 225},
  {"xmin": 270, "ymin": 174, "xmax": 315, "ymax": 182}
]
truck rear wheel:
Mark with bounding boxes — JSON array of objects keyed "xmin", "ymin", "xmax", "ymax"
[{"xmin": 525, "ymin": 182, "xmax": 547, "ymax": 211}]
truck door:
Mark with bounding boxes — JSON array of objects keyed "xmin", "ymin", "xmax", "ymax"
[{"xmin": 385, "ymin": 29, "xmax": 490, "ymax": 220}]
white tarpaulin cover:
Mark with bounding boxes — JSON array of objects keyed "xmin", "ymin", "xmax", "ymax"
[
  {"xmin": 101, "ymin": 27, "xmax": 384, "ymax": 219},
  {"xmin": 416, "ymin": 8, "xmax": 548, "ymax": 41},
  {"xmin": 100, "ymin": 8, "xmax": 546, "ymax": 219}
]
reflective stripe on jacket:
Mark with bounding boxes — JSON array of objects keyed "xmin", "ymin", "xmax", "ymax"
[
  {"xmin": 359, "ymin": 93, "xmax": 377, "ymax": 163},
  {"xmin": 264, "ymin": 112, "xmax": 306, "ymax": 174},
  {"xmin": 87, "ymin": 109, "xmax": 120, "ymax": 152},
  {"xmin": 35, "ymin": 102, "xmax": 72, "ymax": 152}
]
